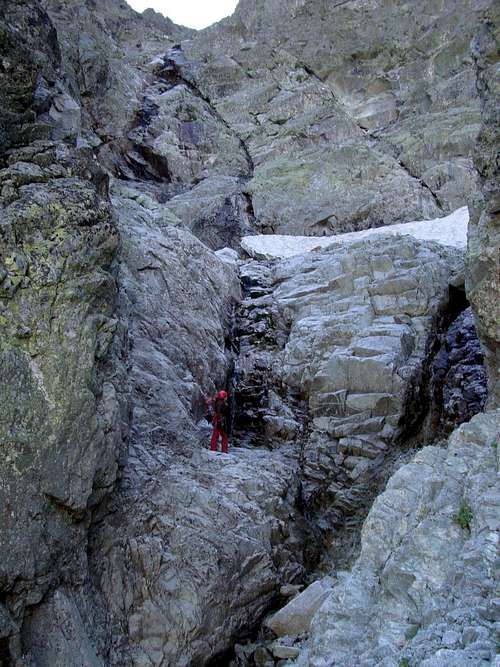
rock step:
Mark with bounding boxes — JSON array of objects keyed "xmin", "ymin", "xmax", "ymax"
[{"xmin": 337, "ymin": 436, "xmax": 388, "ymax": 459}]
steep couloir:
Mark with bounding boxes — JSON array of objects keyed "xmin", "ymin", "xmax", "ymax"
[{"xmin": 0, "ymin": 1, "xmax": 497, "ymax": 666}]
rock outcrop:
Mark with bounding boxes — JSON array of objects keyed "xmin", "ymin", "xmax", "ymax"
[
  {"xmin": 429, "ymin": 307, "xmax": 488, "ymax": 435},
  {"xmin": 92, "ymin": 447, "xmax": 311, "ymax": 666},
  {"xmin": 281, "ymin": 8, "xmax": 499, "ymax": 667},
  {"xmin": 41, "ymin": 0, "xmax": 192, "ymax": 141},
  {"xmin": 183, "ymin": 0, "xmax": 491, "ymax": 234},
  {"xmin": 295, "ymin": 410, "xmax": 500, "ymax": 667},
  {"xmin": 84, "ymin": 180, "xmax": 313, "ymax": 666},
  {"xmin": 467, "ymin": 5, "xmax": 500, "ymax": 405},
  {"xmin": 234, "ymin": 235, "xmax": 466, "ymax": 566},
  {"xmin": 265, "ymin": 579, "xmax": 333, "ymax": 638},
  {"xmin": 0, "ymin": 2, "xmax": 124, "ymax": 657}
]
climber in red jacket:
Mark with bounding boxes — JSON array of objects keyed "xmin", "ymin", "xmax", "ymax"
[{"xmin": 206, "ymin": 390, "xmax": 230, "ymax": 453}]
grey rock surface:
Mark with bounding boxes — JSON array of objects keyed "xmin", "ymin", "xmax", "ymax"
[
  {"xmin": 265, "ymin": 579, "xmax": 333, "ymax": 637},
  {"xmin": 467, "ymin": 5, "xmax": 500, "ymax": 405},
  {"xmin": 270, "ymin": 643, "xmax": 300, "ymax": 660},
  {"xmin": 41, "ymin": 0, "xmax": 192, "ymax": 141},
  {"xmin": 429, "ymin": 307, "xmax": 488, "ymax": 434},
  {"xmin": 94, "ymin": 448, "xmax": 310, "ymax": 666},
  {"xmin": 84, "ymin": 181, "xmax": 312, "ymax": 666},
  {"xmin": 182, "ymin": 0, "xmax": 495, "ymax": 234},
  {"xmin": 294, "ymin": 410, "xmax": 500, "ymax": 667},
  {"xmin": 21, "ymin": 588, "xmax": 105, "ymax": 667},
  {"xmin": 234, "ymin": 236, "xmax": 465, "ymax": 567},
  {"xmin": 0, "ymin": 0, "xmax": 498, "ymax": 665},
  {"xmin": 0, "ymin": 1, "xmax": 125, "ymax": 658}
]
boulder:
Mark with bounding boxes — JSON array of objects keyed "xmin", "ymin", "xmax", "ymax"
[
  {"xmin": 265, "ymin": 579, "xmax": 332, "ymax": 637},
  {"xmin": 279, "ymin": 584, "xmax": 303, "ymax": 598},
  {"xmin": 270, "ymin": 642, "xmax": 300, "ymax": 659}
]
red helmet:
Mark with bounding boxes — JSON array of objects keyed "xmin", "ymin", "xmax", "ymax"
[{"xmin": 217, "ymin": 390, "xmax": 228, "ymax": 399}]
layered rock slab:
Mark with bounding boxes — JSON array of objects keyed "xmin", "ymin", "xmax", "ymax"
[
  {"xmin": 274, "ymin": 236, "xmax": 464, "ymax": 538},
  {"xmin": 235, "ymin": 234, "xmax": 465, "ymax": 568},
  {"xmin": 265, "ymin": 579, "xmax": 333, "ymax": 638}
]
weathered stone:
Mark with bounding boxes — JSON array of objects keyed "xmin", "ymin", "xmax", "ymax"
[
  {"xmin": 183, "ymin": 1, "xmax": 493, "ymax": 234},
  {"xmin": 21, "ymin": 589, "xmax": 104, "ymax": 667},
  {"xmin": 79, "ymin": 181, "xmax": 313, "ymax": 666},
  {"xmin": 270, "ymin": 642, "xmax": 300, "ymax": 659},
  {"xmin": 253, "ymin": 645, "xmax": 273, "ymax": 667},
  {"xmin": 0, "ymin": 1, "xmax": 498, "ymax": 665},
  {"xmin": 295, "ymin": 410, "xmax": 500, "ymax": 667},
  {"xmin": 467, "ymin": 6, "xmax": 500, "ymax": 405},
  {"xmin": 429, "ymin": 307, "xmax": 488, "ymax": 434},
  {"xmin": 279, "ymin": 584, "xmax": 303, "ymax": 598},
  {"xmin": 234, "ymin": 234, "xmax": 466, "ymax": 561},
  {"xmin": 265, "ymin": 579, "xmax": 333, "ymax": 637},
  {"xmin": 0, "ymin": 3, "xmax": 125, "ymax": 656}
]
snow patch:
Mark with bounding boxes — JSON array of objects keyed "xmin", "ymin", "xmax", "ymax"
[{"xmin": 241, "ymin": 207, "xmax": 468, "ymax": 260}]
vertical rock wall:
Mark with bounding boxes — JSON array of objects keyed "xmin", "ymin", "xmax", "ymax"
[
  {"xmin": 0, "ymin": 1, "xmax": 124, "ymax": 660},
  {"xmin": 467, "ymin": 6, "xmax": 500, "ymax": 405},
  {"xmin": 285, "ymin": 9, "xmax": 499, "ymax": 666},
  {"xmin": 429, "ymin": 307, "xmax": 488, "ymax": 434},
  {"xmin": 232, "ymin": 237, "xmax": 466, "ymax": 570}
]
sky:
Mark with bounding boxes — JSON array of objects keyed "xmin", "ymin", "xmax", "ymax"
[{"xmin": 127, "ymin": 0, "xmax": 239, "ymax": 30}]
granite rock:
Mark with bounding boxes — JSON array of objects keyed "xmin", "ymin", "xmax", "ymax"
[
  {"xmin": 467, "ymin": 5, "xmax": 500, "ymax": 405},
  {"xmin": 294, "ymin": 410, "xmax": 500, "ymax": 667},
  {"xmin": 0, "ymin": 1, "xmax": 497, "ymax": 665}
]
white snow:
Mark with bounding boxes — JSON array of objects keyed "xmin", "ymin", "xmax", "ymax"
[{"xmin": 241, "ymin": 207, "xmax": 469, "ymax": 260}]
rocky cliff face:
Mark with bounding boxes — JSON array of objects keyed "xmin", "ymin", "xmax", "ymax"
[
  {"xmin": 295, "ymin": 409, "xmax": 499, "ymax": 667},
  {"xmin": 182, "ymin": 0, "xmax": 490, "ymax": 234},
  {"xmin": 0, "ymin": 1, "xmax": 497, "ymax": 666},
  {"xmin": 234, "ymin": 236, "xmax": 465, "ymax": 561},
  {"xmin": 0, "ymin": 2, "xmax": 124, "ymax": 658},
  {"xmin": 467, "ymin": 5, "xmax": 500, "ymax": 405}
]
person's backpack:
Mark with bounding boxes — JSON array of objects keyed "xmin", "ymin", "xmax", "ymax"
[{"xmin": 214, "ymin": 398, "xmax": 228, "ymax": 430}]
